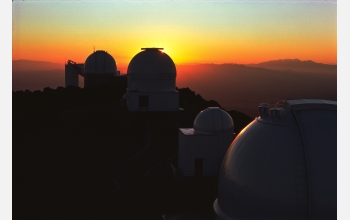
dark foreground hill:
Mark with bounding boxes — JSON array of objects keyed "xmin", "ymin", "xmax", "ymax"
[{"xmin": 12, "ymin": 82, "xmax": 252, "ymax": 220}]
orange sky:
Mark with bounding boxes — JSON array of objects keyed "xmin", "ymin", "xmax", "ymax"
[{"xmin": 12, "ymin": 1, "xmax": 337, "ymax": 69}]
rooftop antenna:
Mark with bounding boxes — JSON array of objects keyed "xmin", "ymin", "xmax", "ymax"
[
  {"xmin": 93, "ymin": 46, "xmax": 95, "ymax": 52},
  {"xmin": 141, "ymin": 47, "xmax": 164, "ymax": 51}
]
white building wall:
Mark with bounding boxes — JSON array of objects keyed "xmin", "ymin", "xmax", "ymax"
[
  {"xmin": 126, "ymin": 91, "xmax": 179, "ymax": 111},
  {"xmin": 128, "ymin": 79, "xmax": 176, "ymax": 92},
  {"xmin": 178, "ymin": 130, "xmax": 234, "ymax": 176}
]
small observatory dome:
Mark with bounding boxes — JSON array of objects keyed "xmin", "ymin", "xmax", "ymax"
[
  {"xmin": 213, "ymin": 99, "xmax": 337, "ymax": 220},
  {"xmin": 193, "ymin": 107, "xmax": 234, "ymax": 134},
  {"xmin": 127, "ymin": 48, "xmax": 176, "ymax": 79},
  {"xmin": 84, "ymin": 50, "xmax": 117, "ymax": 75}
]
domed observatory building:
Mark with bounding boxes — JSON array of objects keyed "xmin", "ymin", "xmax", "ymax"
[
  {"xmin": 178, "ymin": 107, "xmax": 235, "ymax": 176},
  {"xmin": 84, "ymin": 50, "xmax": 119, "ymax": 87},
  {"xmin": 123, "ymin": 48, "xmax": 179, "ymax": 111},
  {"xmin": 213, "ymin": 99, "xmax": 337, "ymax": 220}
]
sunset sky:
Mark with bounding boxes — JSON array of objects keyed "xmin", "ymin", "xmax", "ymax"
[
  {"xmin": 12, "ymin": 0, "xmax": 337, "ymax": 70},
  {"xmin": 5, "ymin": 2, "xmax": 350, "ymax": 218}
]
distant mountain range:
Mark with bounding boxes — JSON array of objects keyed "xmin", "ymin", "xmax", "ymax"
[
  {"xmin": 175, "ymin": 62, "xmax": 336, "ymax": 117},
  {"xmin": 12, "ymin": 59, "xmax": 337, "ymax": 118},
  {"xmin": 12, "ymin": 58, "xmax": 337, "ymax": 73},
  {"xmin": 12, "ymin": 59, "xmax": 64, "ymax": 72},
  {"xmin": 246, "ymin": 59, "xmax": 336, "ymax": 74},
  {"xmin": 12, "ymin": 60, "xmax": 80, "ymax": 91}
]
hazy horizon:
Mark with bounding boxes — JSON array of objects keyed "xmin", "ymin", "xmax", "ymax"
[
  {"xmin": 12, "ymin": 58, "xmax": 337, "ymax": 74},
  {"xmin": 12, "ymin": 59, "xmax": 337, "ymax": 118},
  {"xmin": 12, "ymin": 58, "xmax": 338, "ymax": 65}
]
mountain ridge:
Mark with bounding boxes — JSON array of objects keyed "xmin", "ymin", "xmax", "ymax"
[
  {"xmin": 12, "ymin": 58, "xmax": 336, "ymax": 72},
  {"xmin": 12, "ymin": 59, "xmax": 337, "ymax": 118},
  {"xmin": 246, "ymin": 58, "xmax": 336, "ymax": 74},
  {"xmin": 12, "ymin": 59, "xmax": 65, "ymax": 72}
]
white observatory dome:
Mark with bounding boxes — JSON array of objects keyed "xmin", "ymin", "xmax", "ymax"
[
  {"xmin": 84, "ymin": 50, "xmax": 117, "ymax": 75},
  {"xmin": 193, "ymin": 107, "xmax": 233, "ymax": 134},
  {"xmin": 213, "ymin": 99, "xmax": 337, "ymax": 220},
  {"xmin": 127, "ymin": 48, "xmax": 176, "ymax": 79}
]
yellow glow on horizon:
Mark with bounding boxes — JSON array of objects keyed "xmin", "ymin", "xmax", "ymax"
[{"xmin": 12, "ymin": 1, "xmax": 337, "ymax": 66}]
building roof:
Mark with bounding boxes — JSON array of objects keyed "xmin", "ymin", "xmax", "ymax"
[
  {"xmin": 193, "ymin": 107, "xmax": 234, "ymax": 134},
  {"xmin": 84, "ymin": 50, "xmax": 117, "ymax": 75},
  {"xmin": 127, "ymin": 48, "xmax": 176, "ymax": 79},
  {"xmin": 214, "ymin": 99, "xmax": 337, "ymax": 220}
]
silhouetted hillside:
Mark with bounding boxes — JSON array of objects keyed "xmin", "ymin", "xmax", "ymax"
[
  {"xmin": 246, "ymin": 59, "xmax": 336, "ymax": 74},
  {"xmin": 13, "ymin": 84, "xmax": 253, "ymax": 220}
]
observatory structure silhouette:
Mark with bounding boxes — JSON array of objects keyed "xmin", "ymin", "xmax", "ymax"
[
  {"xmin": 123, "ymin": 48, "xmax": 179, "ymax": 111},
  {"xmin": 213, "ymin": 99, "xmax": 337, "ymax": 220},
  {"xmin": 63, "ymin": 47, "xmax": 336, "ymax": 220},
  {"xmin": 65, "ymin": 50, "xmax": 120, "ymax": 88},
  {"xmin": 178, "ymin": 107, "xmax": 235, "ymax": 176}
]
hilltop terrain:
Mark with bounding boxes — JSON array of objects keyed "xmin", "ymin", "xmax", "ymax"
[{"xmin": 13, "ymin": 83, "xmax": 252, "ymax": 220}]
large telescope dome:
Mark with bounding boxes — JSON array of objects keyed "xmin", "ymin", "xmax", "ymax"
[
  {"xmin": 84, "ymin": 50, "xmax": 117, "ymax": 75},
  {"xmin": 193, "ymin": 107, "xmax": 233, "ymax": 134},
  {"xmin": 213, "ymin": 99, "xmax": 337, "ymax": 220},
  {"xmin": 127, "ymin": 48, "xmax": 176, "ymax": 79}
]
